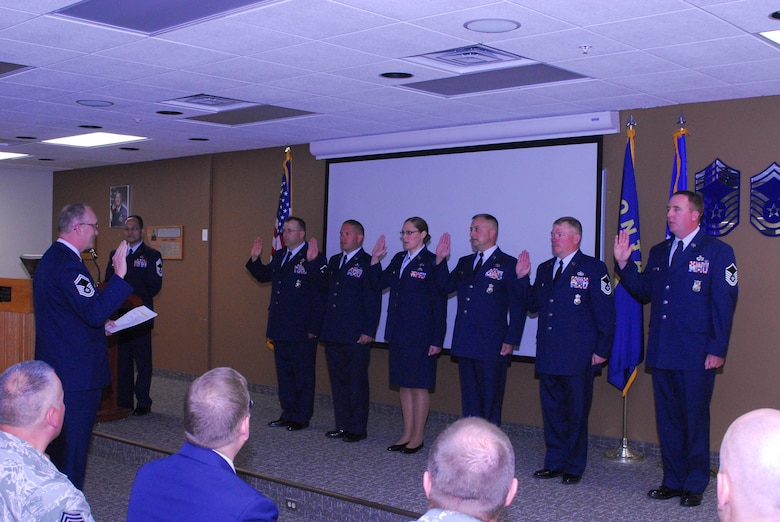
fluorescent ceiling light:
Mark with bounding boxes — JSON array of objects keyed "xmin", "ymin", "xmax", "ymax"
[
  {"xmin": 759, "ymin": 29, "xmax": 780, "ymax": 46},
  {"xmin": 0, "ymin": 152, "xmax": 29, "ymax": 160},
  {"xmin": 43, "ymin": 132, "xmax": 147, "ymax": 148}
]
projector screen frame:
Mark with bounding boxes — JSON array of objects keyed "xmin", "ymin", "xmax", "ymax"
[{"xmin": 322, "ymin": 135, "xmax": 605, "ymax": 363}]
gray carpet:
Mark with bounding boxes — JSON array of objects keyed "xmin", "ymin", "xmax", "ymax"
[{"xmin": 83, "ymin": 372, "xmax": 720, "ymax": 521}]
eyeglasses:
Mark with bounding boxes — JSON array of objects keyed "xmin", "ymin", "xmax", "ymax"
[
  {"xmin": 550, "ymin": 232, "xmax": 568, "ymax": 239},
  {"xmin": 399, "ymin": 230, "xmax": 420, "ymax": 236},
  {"xmin": 78, "ymin": 222, "xmax": 99, "ymax": 230}
]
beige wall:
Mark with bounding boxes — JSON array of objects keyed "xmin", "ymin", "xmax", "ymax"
[{"xmin": 53, "ymin": 96, "xmax": 780, "ymax": 449}]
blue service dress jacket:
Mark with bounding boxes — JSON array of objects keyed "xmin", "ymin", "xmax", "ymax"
[
  {"xmin": 616, "ymin": 229, "xmax": 738, "ymax": 369},
  {"xmin": 106, "ymin": 241, "xmax": 163, "ymax": 330},
  {"xmin": 320, "ymin": 248, "xmax": 381, "ymax": 343},
  {"xmin": 246, "ymin": 242, "xmax": 328, "ymax": 341},
  {"xmin": 368, "ymin": 248, "xmax": 447, "ymax": 349},
  {"xmin": 127, "ymin": 441, "xmax": 279, "ymax": 522},
  {"xmin": 527, "ymin": 250, "xmax": 615, "ymax": 375},
  {"xmin": 33, "ymin": 240, "xmax": 133, "ymax": 391},
  {"xmin": 439, "ymin": 248, "xmax": 527, "ymax": 361}
]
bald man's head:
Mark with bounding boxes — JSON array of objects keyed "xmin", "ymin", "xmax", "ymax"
[{"xmin": 718, "ymin": 408, "xmax": 780, "ymax": 521}]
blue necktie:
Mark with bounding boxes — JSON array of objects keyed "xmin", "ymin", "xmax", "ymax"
[{"xmin": 670, "ymin": 240, "xmax": 683, "ymax": 267}]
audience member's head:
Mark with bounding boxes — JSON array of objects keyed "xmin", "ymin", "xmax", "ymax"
[
  {"xmin": 718, "ymin": 408, "xmax": 780, "ymax": 521},
  {"xmin": 424, "ymin": 417, "xmax": 518, "ymax": 522},
  {"xmin": 184, "ymin": 367, "xmax": 252, "ymax": 459},
  {"xmin": 0, "ymin": 360, "xmax": 65, "ymax": 452}
]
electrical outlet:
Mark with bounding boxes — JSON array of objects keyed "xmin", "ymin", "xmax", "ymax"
[{"xmin": 285, "ymin": 498, "xmax": 298, "ymax": 511}]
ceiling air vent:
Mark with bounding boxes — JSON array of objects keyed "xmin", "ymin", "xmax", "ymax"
[
  {"xmin": 405, "ymin": 44, "xmax": 530, "ymax": 74},
  {"xmin": 160, "ymin": 94, "xmax": 255, "ymax": 112}
]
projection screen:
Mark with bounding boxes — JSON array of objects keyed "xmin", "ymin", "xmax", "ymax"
[{"xmin": 324, "ymin": 137, "xmax": 603, "ymax": 358}]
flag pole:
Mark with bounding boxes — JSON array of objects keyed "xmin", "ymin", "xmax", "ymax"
[
  {"xmin": 605, "ymin": 115, "xmax": 644, "ymax": 463},
  {"xmin": 604, "ymin": 392, "xmax": 644, "ymax": 462}
]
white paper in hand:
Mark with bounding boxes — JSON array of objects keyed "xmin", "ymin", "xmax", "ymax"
[{"xmin": 106, "ymin": 306, "xmax": 158, "ymax": 334}]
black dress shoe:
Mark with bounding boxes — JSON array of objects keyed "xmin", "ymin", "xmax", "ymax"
[
  {"xmin": 326, "ymin": 429, "xmax": 345, "ymax": 438},
  {"xmin": 647, "ymin": 486, "xmax": 683, "ymax": 500},
  {"xmin": 342, "ymin": 432, "xmax": 367, "ymax": 443},
  {"xmin": 680, "ymin": 491, "xmax": 703, "ymax": 507},
  {"xmin": 561, "ymin": 473, "xmax": 581, "ymax": 485},
  {"xmin": 132, "ymin": 407, "xmax": 150, "ymax": 416},
  {"xmin": 532, "ymin": 468, "xmax": 563, "ymax": 479},
  {"xmin": 286, "ymin": 421, "xmax": 309, "ymax": 431},
  {"xmin": 400, "ymin": 443, "xmax": 423, "ymax": 454},
  {"xmin": 387, "ymin": 442, "xmax": 408, "ymax": 452},
  {"xmin": 267, "ymin": 419, "xmax": 290, "ymax": 428}
]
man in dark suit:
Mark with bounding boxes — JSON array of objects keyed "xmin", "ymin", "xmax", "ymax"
[
  {"xmin": 33, "ymin": 203, "xmax": 133, "ymax": 489},
  {"xmin": 517, "ymin": 216, "xmax": 615, "ymax": 485},
  {"xmin": 615, "ymin": 190, "xmax": 738, "ymax": 507},
  {"xmin": 105, "ymin": 215, "xmax": 163, "ymax": 416},
  {"xmin": 319, "ymin": 220, "xmax": 381, "ymax": 442},
  {"xmin": 435, "ymin": 214, "xmax": 527, "ymax": 426},
  {"xmin": 246, "ymin": 216, "xmax": 327, "ymax": 431},
  {"xmin": 127, "ymin": 367, "xmax": 278, "ymax": 521}
]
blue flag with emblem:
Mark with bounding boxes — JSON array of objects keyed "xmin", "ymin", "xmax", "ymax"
[
  {"xmin": 667, "ymin": 125, "xmax": 688, "ymax": 237},
  {"xmin": 609, "ymin": 126, "xmax": 644, "ymax": 396}
]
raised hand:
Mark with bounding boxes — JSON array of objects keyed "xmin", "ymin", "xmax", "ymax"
[
  {"xmin": 435, "ymin": 232, "xmax": 451, "ymax": 264},
  {"xmin": 306, "ymin": 237, "xmax": 319, "ymax": 262},
  {"xmin": 516, "ymin": 250, "xmax": 531, "ymax": 278},
  {"xmin": 112, "ymin": 240, "xmax": 129, "ymax": 278},
  {"xmin": 371, "ymin": 235, "xmax": 387, "ymax": 265},
  {"xmin": 250, "ymin": 237, "xmax": 263, "ymax": 261},
  {"xmin": 613, "ymin": 230, "xmax": 632, "ymax": 269}
]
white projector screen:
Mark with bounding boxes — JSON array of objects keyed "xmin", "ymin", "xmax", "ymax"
[{"xmin": 324, "ymin": 138, "xmax": 602, "ymax": 358}]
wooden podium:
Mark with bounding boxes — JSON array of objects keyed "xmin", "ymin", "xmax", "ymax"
[
  {"xmin": 0, "ymin": 278, "xmax": 35, "ymax": 370},
  {"xmin": 97, "ymin": 292, "xmax": 141, "ymax": 422}
]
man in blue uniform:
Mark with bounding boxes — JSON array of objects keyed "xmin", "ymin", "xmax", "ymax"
[
  {"xmin": 127, "ymin": 367, "xmax": 278, "ymax": 521},
  {"xmin": 435, "ymin": 214, "xmax": 527, "ymax": 426},
  {"xmin": 34, "ymin": 203, "xmax": 133, "ymax": 489},
  {"xmin": 319, "ymin": 220, "xmax": 380, "ymax": 442},
  {"xmin": 105, "ymin": 215, "xmax": 163, "ymax": 416},
  {"xmin": 517, "ymin": 216, "xmax": 615, "ymax": 485},
  {"xmin": 615, "ymin": 190, "xmax": 738, "ymax": 507},
  {"xmin": 246, "ymin": 216, "xmax": 327, "ymax": 431}
]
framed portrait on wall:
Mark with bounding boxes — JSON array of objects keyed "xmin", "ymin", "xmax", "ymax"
[{"xmin": 109, "ymin": 185, "xmax": 130, "ymax": 228}]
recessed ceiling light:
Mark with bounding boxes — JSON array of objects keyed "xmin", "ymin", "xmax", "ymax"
[
  {"xmin": 119, "ymin": 147, "xmax": 139, "ymax": 151},
  {"xmin": 771, "ymin": 11, "xmax": 780, "ymax": 20},
  {"xmin": 76, "ymin": 99, "xmax": 114, "ymax": 107},
  {"xmin": 759, "ymin": 28, "xmax": 780, "ymax": 45},
  {"xmin": 79, "ymin": 125, "xmax": 103, "ymax": 129},
  {"xmin": 189, "ymin": 137, "xmax": 209, "ymax": 141},
  {"xmin": 15, "ymin": 135, "xmax": 36, "ymax": 140},
  {"xmin": 381, "ymin": 72, "xmax": 414, "ymax": 79},
  {"xmin": 157, "ymin": 110, "xmax": 183, "ymax": 116},
  {"xmin": 43, "ymin": 132, "xmax": 147, "ymax": 148},
  {"xmin": 0, "ymin": 152, "xmax": 29, "ymax": 160},
  {"xmin": 464, "ymin": 19, "xmax": 520, "ymax": 33},
  {"xmin": 38, "ymin": 158, "xmax": 55, "ymax": 161}
]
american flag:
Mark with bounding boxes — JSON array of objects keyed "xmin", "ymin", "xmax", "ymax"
[{"xmin": 271, "ymin": 147, "xmax": 292, "ymax": 257}]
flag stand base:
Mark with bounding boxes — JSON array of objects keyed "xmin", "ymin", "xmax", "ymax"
[
  {"xmin": 604, "ymin": 437, "xmax": 644, "ymax": 463},
  {"xmin": 605, "ymin": 392, "xmax": 644, "ymax": 463}
]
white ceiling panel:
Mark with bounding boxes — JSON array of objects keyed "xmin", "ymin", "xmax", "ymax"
[{"xmin": 0, "ymin": 0, "xmax": 778, "ymax": 170}]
